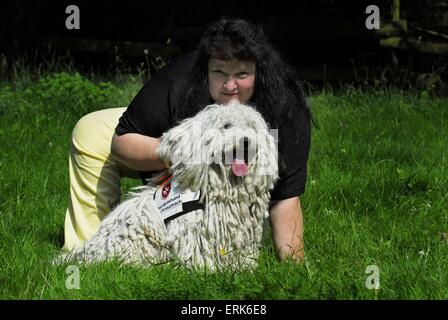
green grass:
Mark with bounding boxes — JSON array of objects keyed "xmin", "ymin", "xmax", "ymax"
[{"xmin": 0, "ymin": 73, "xmax": 447, "ymax": 299}]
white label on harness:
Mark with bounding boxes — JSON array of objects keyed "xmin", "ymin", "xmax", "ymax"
[{"xmin": 154, "ymin": 178, "xmax": 200, "ymax": 221}]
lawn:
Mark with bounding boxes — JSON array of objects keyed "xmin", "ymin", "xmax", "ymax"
[{"xmin": 0, "ymin": 72, "xmax": 447, "ymax": 299}]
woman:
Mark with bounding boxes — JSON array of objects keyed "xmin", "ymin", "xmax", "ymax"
[{"xmin": 63, "ymin": 17, "xmax": 312, "ymax": 262}]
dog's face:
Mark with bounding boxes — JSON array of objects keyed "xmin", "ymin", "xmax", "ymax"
[{"xmin": 157, "ymin": 102, "xmax": 279, "ymax": 198}]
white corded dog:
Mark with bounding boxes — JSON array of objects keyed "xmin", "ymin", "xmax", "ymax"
[{"xmin": 56, "ymin": 101, "xmax": 278, "ymax": 271}]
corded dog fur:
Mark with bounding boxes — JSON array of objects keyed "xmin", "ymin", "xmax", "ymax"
[{"xmin": 56, "ymin": 102, "xmax": 278, "ymax": 271}]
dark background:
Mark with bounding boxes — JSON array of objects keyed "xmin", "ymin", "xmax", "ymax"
[{"xmin": 1, "ymin": 0, "xmax": 447, "ymax": 88}]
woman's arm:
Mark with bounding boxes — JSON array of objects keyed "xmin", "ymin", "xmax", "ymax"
[
  {"xmin": 269, "ymin": 196, "xmax": 305, "ymax": 262},
  {"xmin": 111, "ymin": 133, "xmax": 167, "ymax": 171}
]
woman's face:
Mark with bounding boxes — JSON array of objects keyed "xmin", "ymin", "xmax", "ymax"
[{"xmin": 208, "ymin": 58, "xmax": 256, "ymax": 105}]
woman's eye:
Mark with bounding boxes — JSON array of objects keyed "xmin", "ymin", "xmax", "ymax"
[
  {"xmin": 223, "ymin": 123, "xmax": 232, "ymax": 129},
  {"xmin": 238, "ymin": 73, "xmax": 249, "ymax": 79}
]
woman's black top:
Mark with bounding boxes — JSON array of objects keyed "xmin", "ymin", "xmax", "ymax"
[{"xmin": 115, "ymin": 52, "xmax": 311, "ymax": 201}]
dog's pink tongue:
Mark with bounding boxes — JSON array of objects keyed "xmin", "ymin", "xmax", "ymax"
[{"xmin": 231, "ymin": 159, "xmax": 248, "ymax": 177}]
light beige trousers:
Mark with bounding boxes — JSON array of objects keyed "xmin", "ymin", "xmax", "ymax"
[{"xmin": 62, "ymin": 107, "xmax": 139, "ymax": 251}]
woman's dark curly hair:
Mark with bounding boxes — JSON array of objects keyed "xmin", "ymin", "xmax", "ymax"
[{"xmin": 180, "ymin": 17, "xmax": 313, "ymax": 134}]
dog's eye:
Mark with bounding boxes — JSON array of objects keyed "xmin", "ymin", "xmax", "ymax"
[{"xmin": 223, "ymin": 123, "xmax": 232, "ymax": 129}]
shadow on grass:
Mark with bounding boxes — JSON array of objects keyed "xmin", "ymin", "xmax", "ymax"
[{"xmin": 47, "ymin": 227, "xmax": 65, "ymax": 249}]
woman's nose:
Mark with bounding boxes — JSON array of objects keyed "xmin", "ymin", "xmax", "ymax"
[{"xmin": 224, "ymin": 78, "xmax": 238, "ymax": 91}]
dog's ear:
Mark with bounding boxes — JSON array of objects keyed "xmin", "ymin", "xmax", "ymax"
[
  {"xmin": 253, "ymin": 127, "xmax": 279, "ymax": 189},
  {"xmin": 158, "ymin": 105, "xmax": 222, "ymax": 168},
  {"xmin": 156, "ymin": 117, "xmax": 200, "ymax": 165}
]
